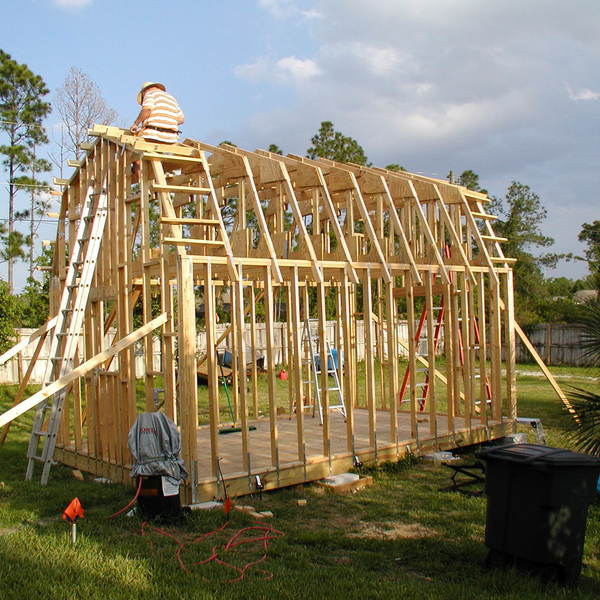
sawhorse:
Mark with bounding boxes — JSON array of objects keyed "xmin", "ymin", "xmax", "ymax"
[{"xmin": 439, "ymin": 461, "xmax": 485, "ymax": 495}]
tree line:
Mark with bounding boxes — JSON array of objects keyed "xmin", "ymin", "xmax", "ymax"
[
  {"xmin": 1, "ymin": 50, "xmax": 599, "ymax": 353},
  {"xmin": 281, "ymin": 121, "xmax": 600, "ymax": 328},
  {"xmin": 1, "ymin": 51, "xmax": 117, "ymax": 349}
]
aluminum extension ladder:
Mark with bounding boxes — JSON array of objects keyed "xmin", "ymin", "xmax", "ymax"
[
  {"xmin": 301, "ymin": 318, "xmax": 346, "ymax": 424},
  {"xmin": 25, "ymin": 184, "xmax": 108, "ymax": 484}
]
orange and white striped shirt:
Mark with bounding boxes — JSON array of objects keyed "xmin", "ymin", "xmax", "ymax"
[{"xmin": 141, "ymin": 88, "xmax": 184, "ymax": 144}]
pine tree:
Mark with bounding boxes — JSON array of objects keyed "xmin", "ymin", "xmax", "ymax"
[
  {"xmin": 490, "ymin": 181, "xmax": 557, "ymax": 325},
  {"xmin": 0, "ymin": 50, "xmax": 51, "ymax": 292},
  {"xmin": 578, "ymin": 221, "xmax": 600, "ymax": 291},
  {"xmin": 307, "ymin": 121, "xmax": 368, "ymax": 165}
]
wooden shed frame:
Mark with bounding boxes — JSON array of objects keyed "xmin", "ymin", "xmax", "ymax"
[{"xmin": 1, "ymin": 125, "xmax": 523, "ymax": 501}]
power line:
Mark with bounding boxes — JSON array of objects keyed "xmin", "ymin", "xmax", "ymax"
[
  {"xmin": 0, "ymin": 181, "xmax": 58, "ymax": 190},
  {"xmin": 0, "ymin": 119, "xmax": 41, "ymax": 127},
  {"xmin": 0, "ymin": 217, "xmax": 58, "ymax": 225}
]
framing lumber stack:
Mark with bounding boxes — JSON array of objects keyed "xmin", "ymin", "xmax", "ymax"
[{"xmin": 1, "ymin": 125, "xmax": 519, "ymax": 501}]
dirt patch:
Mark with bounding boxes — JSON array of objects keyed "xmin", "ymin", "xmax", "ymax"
[
  {"xmin": 350, "ymin": 521, "xmax": 436, "ymax": 540},
  {"xmin": 0, "ymin": 526, "xmax": 21, "ymax": 536},
  {"xmin": 305, "ymin": 515, "xmax": 354, "ymax": 532}
]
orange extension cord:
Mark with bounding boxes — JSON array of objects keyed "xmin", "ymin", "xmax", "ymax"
[
  {"xmin": 140, "ymin": 520, "xmax": 285, "ymax": 582},
  {"xmin": 108, "ymin": 478, "xmax": 284, "ymax": 581}
]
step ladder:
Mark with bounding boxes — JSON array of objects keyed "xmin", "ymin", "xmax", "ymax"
[
  {"xmin": 26, "ymin": 184, "xmax": 108, "ymax": 484},
  {"xmin": 301, "ymin": 319, "xmax": 346, "ymax": 424}
]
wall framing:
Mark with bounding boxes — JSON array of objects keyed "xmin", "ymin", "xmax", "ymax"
[{"xmin": 1, "ymin": 125, "xmax": 520, "ymax": 501}]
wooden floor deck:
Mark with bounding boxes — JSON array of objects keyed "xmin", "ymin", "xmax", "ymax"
[
  {"xmin": 56, "ymin": 408, "xmax": 512, "ymax": 501},
  {"xmin": 198, "ymin": 408, "xmax": 503, "ymax": 479}
]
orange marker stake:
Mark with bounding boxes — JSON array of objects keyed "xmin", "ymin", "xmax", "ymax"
[{"xmin": 62, "ymin": 498, "xmax": 84, "ymax": 544}]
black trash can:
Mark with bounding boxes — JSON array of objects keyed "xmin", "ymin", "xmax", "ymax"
[{"xmin": 477, "ymin": 443, "xmax": 600, "ymax": 584}]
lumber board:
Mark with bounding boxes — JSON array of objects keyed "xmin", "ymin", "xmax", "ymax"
[
  {"xmin": 513, "ymin": 320, "xmax": 579, "ymax": 422},
  {"xmin": 0, "ymin": 314, "xmax": 167, "ymax": 428},
  {"xmin": 0, "ymin": 317, "xmax": 57, "ymax": 366}
]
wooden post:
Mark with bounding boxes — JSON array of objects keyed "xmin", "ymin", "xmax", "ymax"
[
  {"xmin": 264, "ymin": 268, "xmax": 279, "ymax": 467},
  {"xmin": 406, "ymin": 273, "xmax": 418, "ymax": 440},
  {"xmin": 504, "ymin": 270, "xmax": 517, "ymax": 422},
  {"xmin": 386, "ymin": 278, "xmax": 399, "ymax": 445},
  {"xmin": 290, "ymin": 267, "xmax": 305, "ymax": 463},
  {"xmin": 425, "ymin": 270, "xmax": 437, "ymax": 440},
  {"xmin": 205, "ymin": 262, "xmax": 220, "ymax": 477},
  {"xmin": 443, "ymin": 279, "xmax": 455, "ymax": 433},
  {"xmin": 317, "ymin": 280, "xmax": 330, "ymax": 457},
  {"xmin": 249, "ymin": 283, "xmax": 259, "ymax": 419},
  {"xmin": 341, "ymin": 271, "xmax": 355, "ymax": 453},
  {"xmin": 363, "ymin": 269, "xmax": 377, "ymax": 449},
  {"xmin": 177, "ymin": 256, "xmax": 198, "ymax": 501},
  {"xmin": 477, "ymin": 272, "xmax": 489, "ymax": 427},
  {"xmin": 234, "ymin": 266, "xmax": 250, "ymax": 472}
]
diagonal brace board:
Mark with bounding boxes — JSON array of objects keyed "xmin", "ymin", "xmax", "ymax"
[
  {"xmin": 0, "ymin": 317, "xmax": 57, "ymax": 367},
  {"xmin": 513, "ymin": 320, "xmax": 579, "ymax": 423},
  {"xmin": 0, "ymin": 313, "xmax": 167, "ymax": 429}
]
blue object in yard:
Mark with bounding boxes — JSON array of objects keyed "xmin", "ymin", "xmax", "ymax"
[
  {"xmin": 221, "ymin": 350, "xmax": 233, "ymax": 368},
  {"xmin": 313, "ymin": 348, "xmax": 341, "ymax": 372},
  {"xmin": 597, "ymin": 475, "xmax": 600, "ymax": 493}
]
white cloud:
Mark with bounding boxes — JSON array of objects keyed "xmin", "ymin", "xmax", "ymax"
[
  {"xmin": 325, "ymin": 42, "xmax": 405, "ymax": 77},
  {"xmin": 53, "ymin": 0, "xmax": 93, "ymax": 9},
  {"xmin": 234, "ymin": 57, "xmax": 270, "ymax": 83},
  {"xmin": 259, "ymin": 0, "xmax": 321, "ymax": 20},
  {"xmin": 276, "ymin": 56, "xmax": 321, "ymax": 82},
  {"xmin": 565, "ymin": 84, "xmax": 600, "ymax": 101},
  {"xmin": 300, "ymin": 9, "xmax": 322, "ymax": 20},
  {"xmin": 258, "ymin": 0, "xmax": 295, "ymax": 19},
  {"xmin": 235, "ymin": 55, "xmax": 321, "ymax": 85},
  {"xmin": 232, "ymin": 0, "xmax": 600, "ymax": 282}
]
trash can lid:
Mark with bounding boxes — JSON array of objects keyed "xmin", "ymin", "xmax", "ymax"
[{"xmin": 477, "ymin": 443, "xmax": 600, "ymax": 468}]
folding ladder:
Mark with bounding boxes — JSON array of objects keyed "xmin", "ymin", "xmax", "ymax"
[
  {"xmin": 301, "ymin": 319, "xmax": 346, "ymax": 424},
  {"xmin": 25, "ymin": 185, "xmax": 108, "ymax": 484}
]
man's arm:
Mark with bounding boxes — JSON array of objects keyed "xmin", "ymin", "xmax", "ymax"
[
  {"xmin": 176, "ymin": 107, "xmax": 184, "ymax": 126},
  {"xmin": 130, "ymin": 108, "xmax": 151, "ymax": 133}
]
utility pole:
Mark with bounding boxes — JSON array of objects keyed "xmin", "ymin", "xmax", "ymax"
[{"xmin": 29, "ymin": 142, "xmax": 36, "ymax": 281}]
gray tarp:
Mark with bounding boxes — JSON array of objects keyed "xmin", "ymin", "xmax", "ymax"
[{"xmin": 128, "ymin": 412, "xmax": 187, "ymax": 482}]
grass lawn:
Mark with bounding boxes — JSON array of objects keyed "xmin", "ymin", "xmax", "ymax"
[{"xmin": 0, "ymin": 364, "xmax": 599, "ymax": 599}]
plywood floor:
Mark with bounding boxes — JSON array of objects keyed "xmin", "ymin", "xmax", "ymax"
[{"xmin": 198, "ymin": 408, "xmax": 500, "ymax": 479}]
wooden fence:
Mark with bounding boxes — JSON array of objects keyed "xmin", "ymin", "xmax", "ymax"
[
  {"xmin": 0, "ymin": 320, "xmax": 415, "ymax": 385},
  {"xmin": 514, "ymin": 323, "xmax": 591, "ymax": 366}
]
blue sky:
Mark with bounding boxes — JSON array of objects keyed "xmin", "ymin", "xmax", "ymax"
[{"xmin": 2, "ymin": 0, "xmax": 600, "ymax": 289}]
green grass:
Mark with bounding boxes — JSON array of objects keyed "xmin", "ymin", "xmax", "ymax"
[{"xmin": 1, "ymin": 366, "xmax": 599, "ymax": 599}]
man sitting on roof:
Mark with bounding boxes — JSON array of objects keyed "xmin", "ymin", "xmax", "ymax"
[{"xmin": 130, "ymin": 81, "xmax": 184, "ymax": 144}]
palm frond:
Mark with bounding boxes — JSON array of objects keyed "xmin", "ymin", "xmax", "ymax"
[
  {"xmin": 568, "ymin": 387, "xmax": 600, "ymax": 456},
  {"xmin": 577, "ymin": 301, "xmax": 600, "ymax": 366}
]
